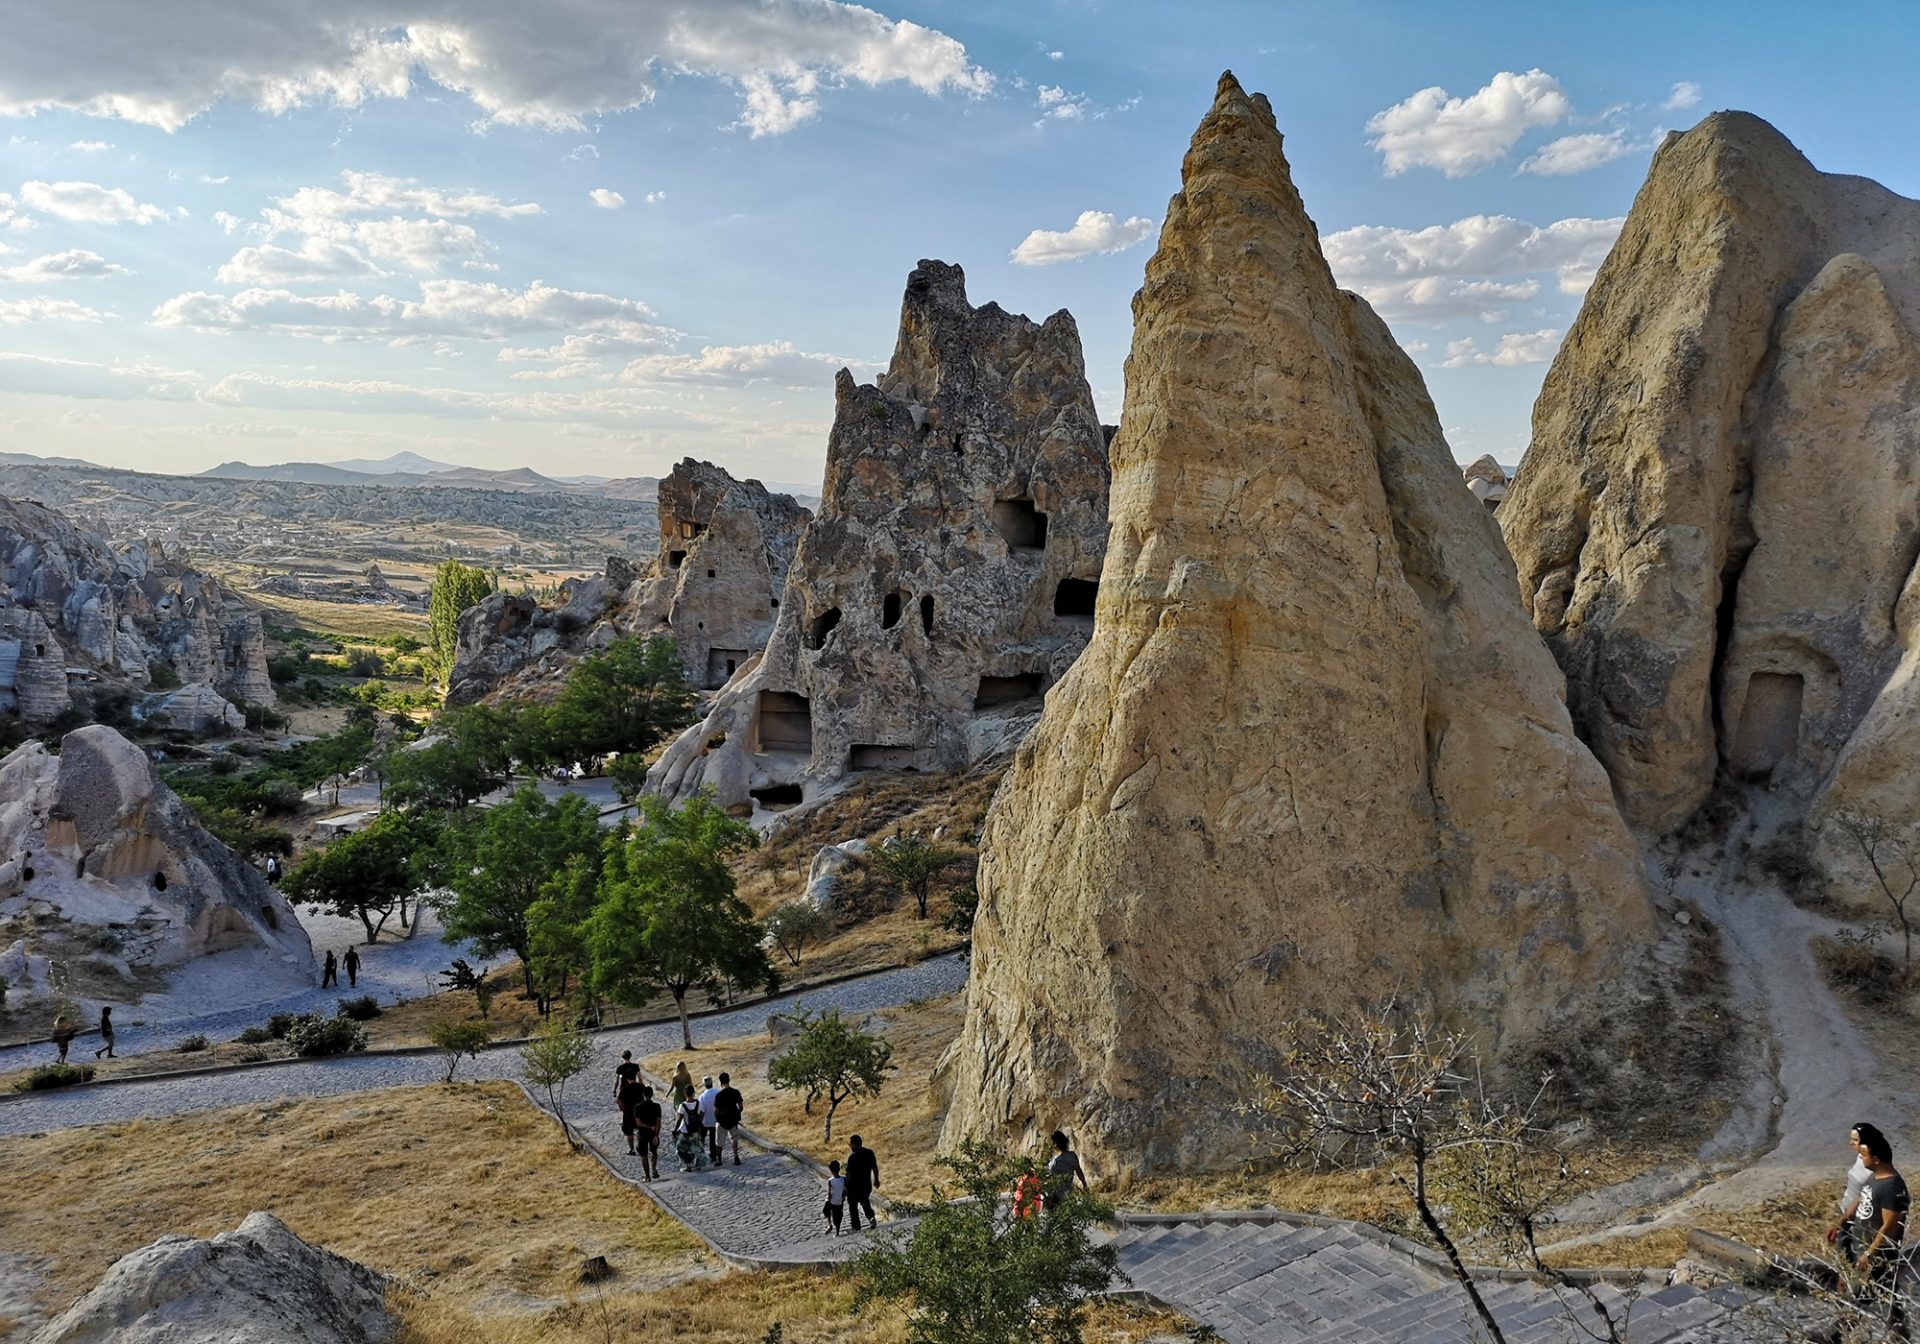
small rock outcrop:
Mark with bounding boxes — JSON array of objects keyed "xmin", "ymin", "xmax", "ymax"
[
  {"xmin": 648, "ymin": 261, "xmax": 1112, "ymax": 816},
  {"xmin": 1499, "ymin": 112, "xmax": 1920, "ymax": 845},
  {"xmin": 0, "ymin": 725, "xmax": 313, "ymax": 992},
  {"xmin": 33, "ymin": 1211, "xmax": 393, "ymax": 1344},
  {"xmin": 446, "ymin": 459, "xmax": 809, "ymax": 704},
  {"xmin": 0, "ymin": 606, "xmax": 71, "ymax": 721},
  {"xmin": 941, "ymin": 75, "xmax": 1653, "ymax": 1175},
  {"xmin": 135, "ymin": 684, "xmax": 245, "ymax": 733},
  {"xmin": 1462, "ymin": 455, "xmax": 1509, "ymax": 510}
]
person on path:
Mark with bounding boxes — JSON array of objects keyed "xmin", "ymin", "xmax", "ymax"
[
  {"xmin": 93, "ymin": 1006, "xmax": 114, "ymax": 1060},
  {"xmin": 343, "ymin": 946, "xmax": 361, "ymax": 988},
  {"xmin": 824, "ymin": 1160, "xmax": 846, "ymax": 1235},
  {"xmin": 634, "ymin": 1084, "xmax": 662, "ymax": 1182},
  {"xmin": 844, "ymin": 1134, "xmax": 880, "ymax": 1231},
  {"xmin": 713, "ymin": 1072, "xmax": 745, "ymax": 1166},
  {"xmin": 1845, "ymin": 1125, "xmax": 1909, "ymax": 1329},
  {"xmin": 697, "ymin": 1075, "xmax": 721, "ymax": 1162},
  {"xmin": 613, "ymin": 1051, "xmax": 643, "ymax": 1155},
  {"xmin": 321, "ymin": 950, "xmax": 338, "ymax": 988},
  {"xmin": 1044, "ymin": 1130, "xmax": 1090, "ymax": 1209},
  {"xmin": 669, "ymin": 1062, "xmax": 695, "ymax": 1109},
  {"xmin": 1829, "ymin": 1123, "xmax": 1880, "ymax": 1261},
  {"xmin": 51, "ymin": 1015, "xmax": 76, "ymax": 1064},
  {"xmin": 265, "ymin": 855, "xmax": 280, "ymax": 885},
  {"xmin": 673, "ymin": 1092, "xmax": 707, "ymax": 1172}
]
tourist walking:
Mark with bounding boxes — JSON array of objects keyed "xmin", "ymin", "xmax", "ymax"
[
  {"xmin": 824, "ymin": 1160, "xmax": 846, "ymax": 1235},
  {"xmin": 1829, "ymin": 1123, "xmax": 1879, "ymax": 1261},
  {"xmin": 634, "ymin": 1084, "xmax": 662, "ymax": 1182},
  {"xmin": 673, "ymin": 1091, "xmax": 707, "ymax": 1172},
  {"xmin": 844, "ymin": 1135, "xmax": 880, "ymax": 1231},
  {"xmin": 265, "ymin": 855, "xmax": 280, "ymax": 884},
  {"xmin": 669, "ymin": 1062, "xmax": 695, "ymax": 1109},
  {"xmin": 1044, "ymin": 1130, "xmax": 1090, "ymax": 1209},
  {"xmin": 698, "ymin": 1075, "xmax": 721, "ymax": 1162},
  {"xmin": 93, "ymin": 1006, "xmax": 114, "ymax": 1060},
  {"xmin": 321, "ymin": 950, "xmax": 338, "ymax": 988},
  {"xmin": 1844, "ymin": 1124, "xmax": 1909, "ymax": 1331},
  {"xmin": 714, "ymin": 1072, "xmax": 745, "ymax": 1166},
  {"xmin": 343, "ymin": 946, "xmax": 361, "ymax": 988},
  {"xmin": 613, "ymin": 1051, "xmax": 643, "ymax": 1154},
  {"xmin": 51, "ymin": 1014, "xmax": 76, "ymax": 1064}
]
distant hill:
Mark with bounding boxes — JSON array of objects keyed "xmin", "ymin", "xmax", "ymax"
[
  {"xmin": 322, "ymin": 450, "xmax": 458, "ymax": 475},
  {"xmin": 200, "ymin": 460, "xmax": 385, "ymax": 486},
  {"xmin": 0, "ymin": 449, "xmax": 108, "ymax": 470}
]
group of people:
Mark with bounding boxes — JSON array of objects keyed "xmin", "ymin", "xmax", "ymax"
[
  {"xmin": 49, "ymin": 1005, "xmax": 114, "ymax": 1063},
  {"xmin": 611, "ymin": 1053, "xmax": 747, "ymax": 1182},
  {"xmin": 319, "ymin": 947, "xmax": 361, "ymax": 989},
  {"xmin": 1827, "ymin": 1122, "xmax": 1912, "ymax": 1327}
]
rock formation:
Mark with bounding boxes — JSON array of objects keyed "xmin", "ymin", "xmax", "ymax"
[
  {"xmin": 0, "ymin": 725, "xmax": 313, "ymax": 994},
  {"xmin": 647, "ymin": 260, "xmax": 1111, "ymax": 816},
  {"xmin": 33, "ymin": 1212, "xmax": 394, "ymax": 1344},
  {"xmin": 0, "ymin": 496, "xmax": 274, "ymax": 715},
  {"xmin": 941, "ymin": 74, "xmax": 1653, "ymax": 1174},
  {"xmin": 0, "ymin": 605, "xmax": 71, "ymax": 721},
  {"xmin": 1498, "ymin": 112, "xmax": 1920, "ymax": 848},
  {"xmin": 446, "ymin": 459, "xmax": 809, "ymax": 704},
  {"xmin": 1462, "ymin": 455, "xmax": 1509, "ymax": 510}
]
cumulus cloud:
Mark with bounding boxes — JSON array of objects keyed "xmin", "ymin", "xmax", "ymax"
[
  {"xmin": 645, "ymin": 190, "xmax": 666, "ymax": 205},
  {"xmin": 1010, "ymin": 209, "xmax": 1156, "ymax": 266},
  {"xmin": 0, "ymin": 249, "xmax": 130, "ymax": 281},
  {"xmin": 1035, "ymin": 84, "xmax": 1088, "ymax": 120},
  {"xmin": 738, "ymin": 72, "xmax": 819, "ymax": 137},
  {"xmin": 0, "ymin": 1, "xmax": 992, "ymax": 135},
  {"xmin": 19, "ymin": 179, "xmax": 168, "ymax": 224},
  {"xmin": 1518, "ymin": 129, "xmax": 1635, "ymax": 176},
  {"xmin": 0, "ymin": 296, "xmax": 106, "ymax": 323},
  {"xmin": 1324, "ymin": 213, "xmax": 1624, "ymax": 322},
  {"xmin": 1665, "ymin": 81, "xmax": 1702, "ymax": 111},
  {"xmin": 1441, "ymin": 328, "xmax": 1563, "ymax": 367},
  {"xmin": 217, "ymin": 237, "xmax": 385, "ymax": 284},
  {"xmin": 620, "ymin": 340, "xmax": 879, "ymax": 388},
  {"xmin": 0, "ymin": 192, "xmax": 24, "ymax": 230},
  {"xmin": 589, "ymin": 188, "xmax": 625, "ymax": 209},
  {"xmin": 67, "ymin": 140, "xmax": 114, "ymax": 152},
  {"xmin": 200, "ymin": 173, "xmax": 230, "ymax": 184},
  {"xmin": 1366, "ymin": 69, "xmax": 1571, "ymax": 176}
]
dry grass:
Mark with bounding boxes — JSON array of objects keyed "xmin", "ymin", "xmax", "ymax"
[
  {"xmin": 0, "ymin": 1036, "xmax": 290, "ymax": 1091},
  {"xmin": 248, "ymin": 591, "xmax": 432, "ymax": 641},
  {"xmin": 1544, "ymin": 1180, "xmax": 1835, "ymax": 1270},
  {"xmin": 0, "ymin": 1082, "xmax": 702, "ymax": 1326}
]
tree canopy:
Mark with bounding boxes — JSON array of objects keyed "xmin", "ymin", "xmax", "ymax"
[
  {"xmin": 548, "ymin": 635, "xmax": 696, "ymax": 769},
  {"xmin": 427, "ymin": 559, "xmax": 496, "ymax": 683},
  {"xmin": 284, "ymin": 809, "xmax": 437, "ymax": 944},
  {"xmin": 768, "ymin": 1006, "xmax": 894, "ymax": 1141}
]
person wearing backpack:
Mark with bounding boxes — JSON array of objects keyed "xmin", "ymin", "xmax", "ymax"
[{"xmin": 713, "ymin": 1071, "xmax": 746, "ymax": 1166}]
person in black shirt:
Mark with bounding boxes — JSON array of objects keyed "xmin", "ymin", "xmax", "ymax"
[
  {"xmin": 844, "ymin": 1135, "xmax": 880, "ymax": 1231},
  {"xmin": 1849, "ymin": 1124, "xmax": 1909, "ymax": 1331},
  {"xmin": 613, "ymin": 1051, "xmax": 644, "ymax": 1155},
  {"xmin": 713, "ymin": 1072, "xmax": 745, "ymax": 1166},
  {"xmin": 632, "ymin": 1085, "xmax": 662, "ymax": 1182}
]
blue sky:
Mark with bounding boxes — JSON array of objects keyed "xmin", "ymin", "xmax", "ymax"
[{"xmin": 0, "ymin": 0, "xmax": 1914, "ymax": 488}]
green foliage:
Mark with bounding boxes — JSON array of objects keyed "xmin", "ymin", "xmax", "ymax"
[
  {"xmin": 174, "ymin": 1033, "xmax": 210, "ymax": 1053},
  {"xmin": 235, "ymin": 1026, "xmax": 273, "ymax": 1045},
  {"xmin": 439, "ymin": 959, "xmax": 496, "ymax": 1019},
  {"xmin": 429, "ymin": 1017, "xmax": 492, "ymax": 1082},
  {"xmin": 336, "ymin": 994, "xmax": 384, "ymax": 1022},
  {"xmin": 146, "ymin": 660, "xmax": 182, "ymax": 689},
  {"xmin": 846, "ymin": 1140, "xmax": 1121, "ymax": 1344},
  {"xmin": 585, "ymin": 791, "xmax": 776, "ymax": 1048},
  {"xmin": 547, "ymin": 635, "xmax": 696, "ymax": 769},
  {"xmin": 766, "ymin": 900, "xmax": 830, "ymax": 968},
  {"xmin": 526, "ymin": 851, "xmax": 604, "ymax": 1010},
  {"xmin": 768, "ymin": 1007, "xmax": 894, "ymax": 1141},
  {"xmin": 428, "ymin": 559, "xmax": 497, "ymax": 683},
  {"xmin": 285, "ymin": 1013, "xmax": 368, "ymax": 1057},
  {"xmin": 14, "ymin": 1063, "xmax": 96, "ymax": 1092},
  {"xmin": 266, "ymin": 1012, "xmax": 297, "ymax": 1039},
  {"xmin": 167, "ymin": 764, "xmax": 304, "ymax": 861},
  {"xmin": 608, "ymin": 750, "xmax": 651, "ymax": 802},
  {"xmin": 385, "ymin": 703, "xmax": 519, "ymax": 811},
  {"xmin": 284, "ymin": 810, "xmax": 437, "ymax": 944},
  {"xmin": 941, "ymin": 879, "xmax": 980, "ymax": 942},
  {"xmin": 520, "ymin": 1016, "xmax": 596, "ymax": 1147},
  {"xmin": 868, "ymin": 834, "xmax": 967, "ymax": 920}
]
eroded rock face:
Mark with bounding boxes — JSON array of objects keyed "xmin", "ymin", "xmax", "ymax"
[
  {"xmin": 33, "ymin": 1211, "xmax": 393, "ymax": 1344},
  {"xmin": 0, "ymin": 726, "xmax": 313, "ymax": 988},
  {"xmin": 446, "ymin": 459, "xmax": 809, "ymax": 704},
  {"xmin": 940, "ymin": 74, "xmax": 1652, "ymax": 1175},
  {"xmin": 1499, "ymin": 112, "xmax": 1920, "ymax": 837},
  {"xmin": 647, "ymin": 261, "xmax": 1111, "ymax": 816},
  {"xmin": 1462, "ymin": 454, "xmax": 1509, "ymax": 510}
]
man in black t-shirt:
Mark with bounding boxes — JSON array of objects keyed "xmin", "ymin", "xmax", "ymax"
[
  {"xmin": 713, "ymin": 1072, "xmax": 746, "ymax": 1166},
  {"xmin": 1850, "ymin": 1126, "xmax": 1909, "ymax": 1329},
  {"xmin": 613, "ymin": 1051, "xmax": 643, "ymax": 1154},
  {"xmin": 632, "ymin": 1085, "xmax": 663, "ymax": 1182},
  {"xmin": 844, "ymin": 1135, "xmax": 880, "ymax": 1231}
]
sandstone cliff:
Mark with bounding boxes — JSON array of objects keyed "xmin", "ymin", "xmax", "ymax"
[
  {"xmin": 647, "ymin": 261, "xmax": 1111, "ymax": 815},
  {"xmin": 1499, "ymin": 113, "xmax": 1920, "ymax": 844},
  {"xmin": 941, "ymin": 74, "xmax": 1652, "ymax": 1174},
  {"xmin": 447, "ymin": 459, "xmax": 808, "ymax": 704}
]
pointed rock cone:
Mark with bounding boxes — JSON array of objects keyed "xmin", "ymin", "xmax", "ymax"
[{"xmin": 940, "ymin": 74, "xmax": 1654, "ymax": 1176}]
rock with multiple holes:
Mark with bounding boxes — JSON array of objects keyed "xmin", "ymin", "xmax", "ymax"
[
  {"xmin": 1498, "ymin": 112, "xmax": 1920, "ymax": 847},
  {"xmin": 0, "ymin": 725, "xmax": 312, "ymax": 997},
  {"xmin": 446, "ymin": 459, "xmax": 809, "ymax": 704},
  {"xmin": 941, "ymin": 74, "xmax": 1652, "ymax": 1176},
  {"xmin": 648, "ymin": 261, "xmax": 1112, "ymax": 816},
  {"xmin": 33, "ymin": 1211, "xmax": 394, "ymax": 1344}
]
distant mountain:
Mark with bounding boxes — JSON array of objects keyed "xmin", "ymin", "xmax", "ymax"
[
  {"xmin": 423, "ymin": 465, "xmax": 566, "ymax": 491},
  {"xmin": 321, "ymin": 450, "xmax": 458, "ymax": 475},
  {"xmin": 0, "ymin": 449, "xmax": 108, "ymax": 470},
  {"xmin": 200, "ymin": 460, "xmax": 386, "ymax": 486}
]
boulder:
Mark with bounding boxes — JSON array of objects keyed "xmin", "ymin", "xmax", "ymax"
[
  {"xmin": 1499, "ymin": 112, "xmax": 1920, "ymax": 838},
  {"xmin": 804, "ymin": 837, "xmax": 869, "ymax": 910},
  {"xmin": 1462, "ymin": 454, "xmax": 1509, "ymax": 510},
  {"xmin": 648, "ymin": 261, "xmax": 1112, "ymax": 816},
  {"xmin": 940, "ymin": 74, "xmax": 1653, "ymax": 1176},
  {"xmin": 32, "ymin": 1211, "xmax": 393, "ymax": 1344},
  {"xmin": 136, "ymin": 684, "xmax": 244, "ymax": 733}
]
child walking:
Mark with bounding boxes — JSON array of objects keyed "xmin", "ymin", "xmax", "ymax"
[{"xmin": 824, "ymin": 1160, "xmax": 846, "ymax": 1235}]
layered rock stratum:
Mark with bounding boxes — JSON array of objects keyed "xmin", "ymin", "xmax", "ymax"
[
  {"xmin": 941, "ymin": 74, "xmax": 1653, "ymax": 1174},
  {"xmin": 447, "ymin": 459, "xmax": 809, "ymax": 703},
  {"xmin": 1500, "ymin": 112, "xmax": 1920, "ymax": 853},
  {"xmin": 648, "ymin": 261, "xmax": 1111, "ymax": 815}
]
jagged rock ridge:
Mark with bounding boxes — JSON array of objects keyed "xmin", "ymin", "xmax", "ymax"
[
  {"xmin": 647, "ymin": 260, "xmax": 1111, "ymax": 815},
  {"xmin": 941, "ymin": 74, "xmax": 1653, "ymax": 1175}
]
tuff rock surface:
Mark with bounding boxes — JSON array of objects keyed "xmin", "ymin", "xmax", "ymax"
[
  {"xmin": 0, "ymin": 725, "xmax": 313, "ymax": 992},
  {"xmin": 446, "ymin": 459, "xmax": 808, "ymax": 703},
  {"xmin": 31, "ymin": 1212, "xmax": 393, "ymax": 1344},
  {"xmin": 941, "ymin": 74, "xmax": 1652, "ymax": 1175},
  {"xmin": 647, "ymin": 261, "xmax": 1111, "ymax": 816},
  {"xmin": 1499, "ymin": 112, "xmax": 1920, "ymax": 850},
  {"xmin": 1462, "ymin": 454, "xmax": 1509, "ymax": 510}
]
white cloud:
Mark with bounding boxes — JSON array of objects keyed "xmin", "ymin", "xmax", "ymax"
[
  {"xmin": 1324, "ymin": 213, "xmax": 1624, "ymax": 322},
  {"xmin": 217, "ymin": 237, "xmax": 384, "ymax": 284},
  {"xmin": 1366, "ymin": 69, "xmax": 1571, "ymax": 176},
  {"xmin": 1046, "ymin": 50, "xmax": 1064, "ymax": 61},
  {"xmin": 200, "ymin": 369, "xmax": 723, "ymax": 430},
  {"xmin": 211, "ymin": 210, "xmax": 246, "ymax": 234},
  {"xmin": 0, "ymin": 192, "xmax": 25, "ymax": 230},
  {"xmin": 566, "ymin": 144, "xmax": 599, "ymax": 161},
  {"xmin": 200, "ymin": 173, "xmax": 230, "ymax": 184},
  {"xmin": 274, "ymin": 171, "xmax": 540, "ymax": 223},
  {"xmin": 1518, "ymin": 129, "xmax": 1634, "ymax": 176},
  {"xmin": 1441, "ymin": 328, "xmax": 1563, "ymax": 367},
  {"xmin": 0, "ymin": 2, "xmax": 992, "ymax": 135},
  {"xmin": 589, "ymin": 188, "xmax": 625, "ymax": 209},
  {"xmin": 1665, "ymin": 81, "xmax": 1702, "ymax": 111},
  {"xmin": 19, "ymin": 179, "xmax": 168, "ymax": 224},
  {"xmin": 620, "ymin": 340, "xmax": 879, "ymax": 388},
  {"xmin": 645, "ymin": 190, "xmax": 667, "ymax": 205},
  {"xmin": 1010, "ymin": 209, "xmax": 1156, "ymax": 266},
  {"xmin": 0, "ymin": 249, "xmax": 130, "ymax": 281},
  {"xmin": 0, "ymin": 296, "xmax": 106, "ymax": 324},
  {"xmin": 67, "ymin": 140, "xmax": 114, "ymax": 153},
  {"xmin": 738, "ymin": 73, "xmax": 819, "ymax": 137},
  {"xmin": 1035, "ymin": 84, "xmax": 1087, "ymax": 120},
  {"xmin": 0, "ymin": 351, "xmax": 196, "ymax": 399}
]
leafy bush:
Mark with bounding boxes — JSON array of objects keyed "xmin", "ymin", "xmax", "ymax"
[
  {"xmin": 336, "ymin": 994, "xmax": 384, "ymax": 1022},
  {"xmin": 1813, "ymin": 934, "xmax": 1907, "ymax": 1008},
  {"xmin": 14, "ymin": 1063, "xmax": 95, "ymax": 1092},
  {"xmin": 235, "ymin": 1026, "xmax": 273, "ymax": 1045},
  {"xmin": 175, "ymin": 1033, "xmax": 210, "ymax": 1053},
  {"xmin": 147, "ymin": 660, "xmax": 182, "ymax": 690},
  {"xmin": 285, "ymin": 1014, "xmax": 369, "ymax": 1057},
  {"xmin": 236, "ymin": 1046, "xmax": 268, "ymax": 1064},
  {"xmin": 266, "ymin": 1012, "xmax": 298, "ymax": 1039},
  {"xmin": 429, "ymin": 1017, "xmax": 492, "ymax": 1082}
]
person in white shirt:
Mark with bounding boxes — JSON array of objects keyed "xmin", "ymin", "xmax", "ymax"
[
  {"xmin": 824, "ymin": 1160, "xmax": 847, "ymax": 1235},
  {"xmin": 697, "ymin": 1077, "xmax": 721, "ymax": 1162},
  {"xmin": 1831, "ymin": 1123, "xmax": 1883, "ymax": 1260}
]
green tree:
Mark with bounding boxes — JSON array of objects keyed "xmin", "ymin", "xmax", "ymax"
[
  {"xmin": 305, "ymin": 722, "xmax": 375, "ymax": 807},
  {"xmin": 607, "ymin": 750, "xmax": 652, "ymax": 802},
  {"xmin": 520, "ymin": 1017, "xmax": 596, "ymax": 1148},
  {"xmin": 585, "ymin": 792, "xmax": 777, "ymax": 1048},
  {"xmin": 428, "ymin": 559, "xmax": 497, "ymax": 684},
  {"xmin": 429, "ymin": 1016, "xmax": 492, "ymax": 1083},
  {"xmin": 869, "ymin": 834, "xmax": 966, "ymax": 920},
  {"xmin": 768, "ymin": 1007, "xmax": 894, "ymax": 1141},
  {"xmin": 847, "ymin": 1141, "xmax": 1121, "ymax": 1344},
  {"xmin": 283, "ymin": 810, "xmax": 432, "ymax": 944},
  {"xmin": 434, "ymin": 787, "xmax": 602, "ymax": 996},
  {"xmin": 551, "ymin": 636, "xmax": 697, "ymax": 770},
  {"xmin": 526, "ymin": 851, "xmax": 605, "ymax": 1013},
  {"xmin": 766, "ymin": 900, "xmax": 830, "ymax": 968}
]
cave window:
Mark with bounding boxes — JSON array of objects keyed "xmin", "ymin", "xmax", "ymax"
[
  {"xmin": 882, "ymin": 591, "xmax": 904, "ymax": 630},
  {"xmin": 974, "ymin": 672, "xmax": 1045, "ymax": 710},
  {"xmin": 952, "ymin": 432, "xmax": 965, "ymax": 457},
  {"xmin": 750, "ymin": 783, "xmax": 803, "ymax": 811},
  {"xmin": 806, "ymin": 607, "xmax": 842, "ymax": 651},
  {"xmin": 1730, "ymin": 671, "xmax": 1805, "ymax": 782},
  {"xmin": 706, "ymin": 648, "xmax": 750, "ymax": 686},
  {"xmin": 771, "ymin": 598, "xmax": 780, "ymax": 609},
  {"xmin": 33, "ymin": 644, "xmax": 43, "ymax": 657},
  {"xmin": 153, "ymin": 871, "xmax": 168, "ymax": 891},
  {"xmin": 668, "ymin": 550, "xmax": 687, "ymax": 570},
  {"xmin": 679, "ymin": 520, "xmax": 706, "ymax": 540},
  {"xmin": 20, "ymin": 864, "xmax": 32, "ymax": 882},
  {"xmin": 919, "ymin": 594, "xmax": 934, "ymax": 636},
  {"xmin": 1054, "ymin": 577, "xmax": 1098, "ymax": 619},
  {"xmin": 756, "ymin": 690, "xmax": 813, "ymax": 753},
  {"xmin": 990, "ymin": 498, "xmax": 1048, "ymax": 552},
  {"xmin": 707, "ymin": 569, "xmax": 716, "ymax": 579},
  {"xmin": 849, "ymin": 743, "xmax": 920, "ymax": 772}
]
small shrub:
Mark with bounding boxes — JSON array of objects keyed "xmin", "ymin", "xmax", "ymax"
[
  {"xmin": 174, "ymin": 1033, "xmax": 210, "ymax": 1053},
  {"xmin": 147, "ymin": 660, "xmax": 182, "ymax": 690},
  {"xmin": 428, "ymin": 1017, "xmax": 492, "ymax": 1082},
  {"xmin": 266, "ymin": 1012, "xmax": 297, "ymax": 1039},
  {"xmin": 235, "ymin": 1026, "xmax": 272, "ymax": 1045},
  {"xmin": 236, "ymin": 1046, "xmax": 268, "ymax": 1064},
  {"xmin": 285, "ymin": 1013, "xmax": 369, "ymax": 1058},
  {"xmin": 1755, "ymin": 836, "xmax": 1824, "ymax": 899},
  {"xmin": 1813, "ymin": 934, "xmax": 1907, "ymax": 1009},
  {"xmin": 336, "ymin": 994, "xmax": 383, "ymax": 1022},
  {"xmin": 14, "ymin": 1063, "xmax": 95, "ymax": 1092}
]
